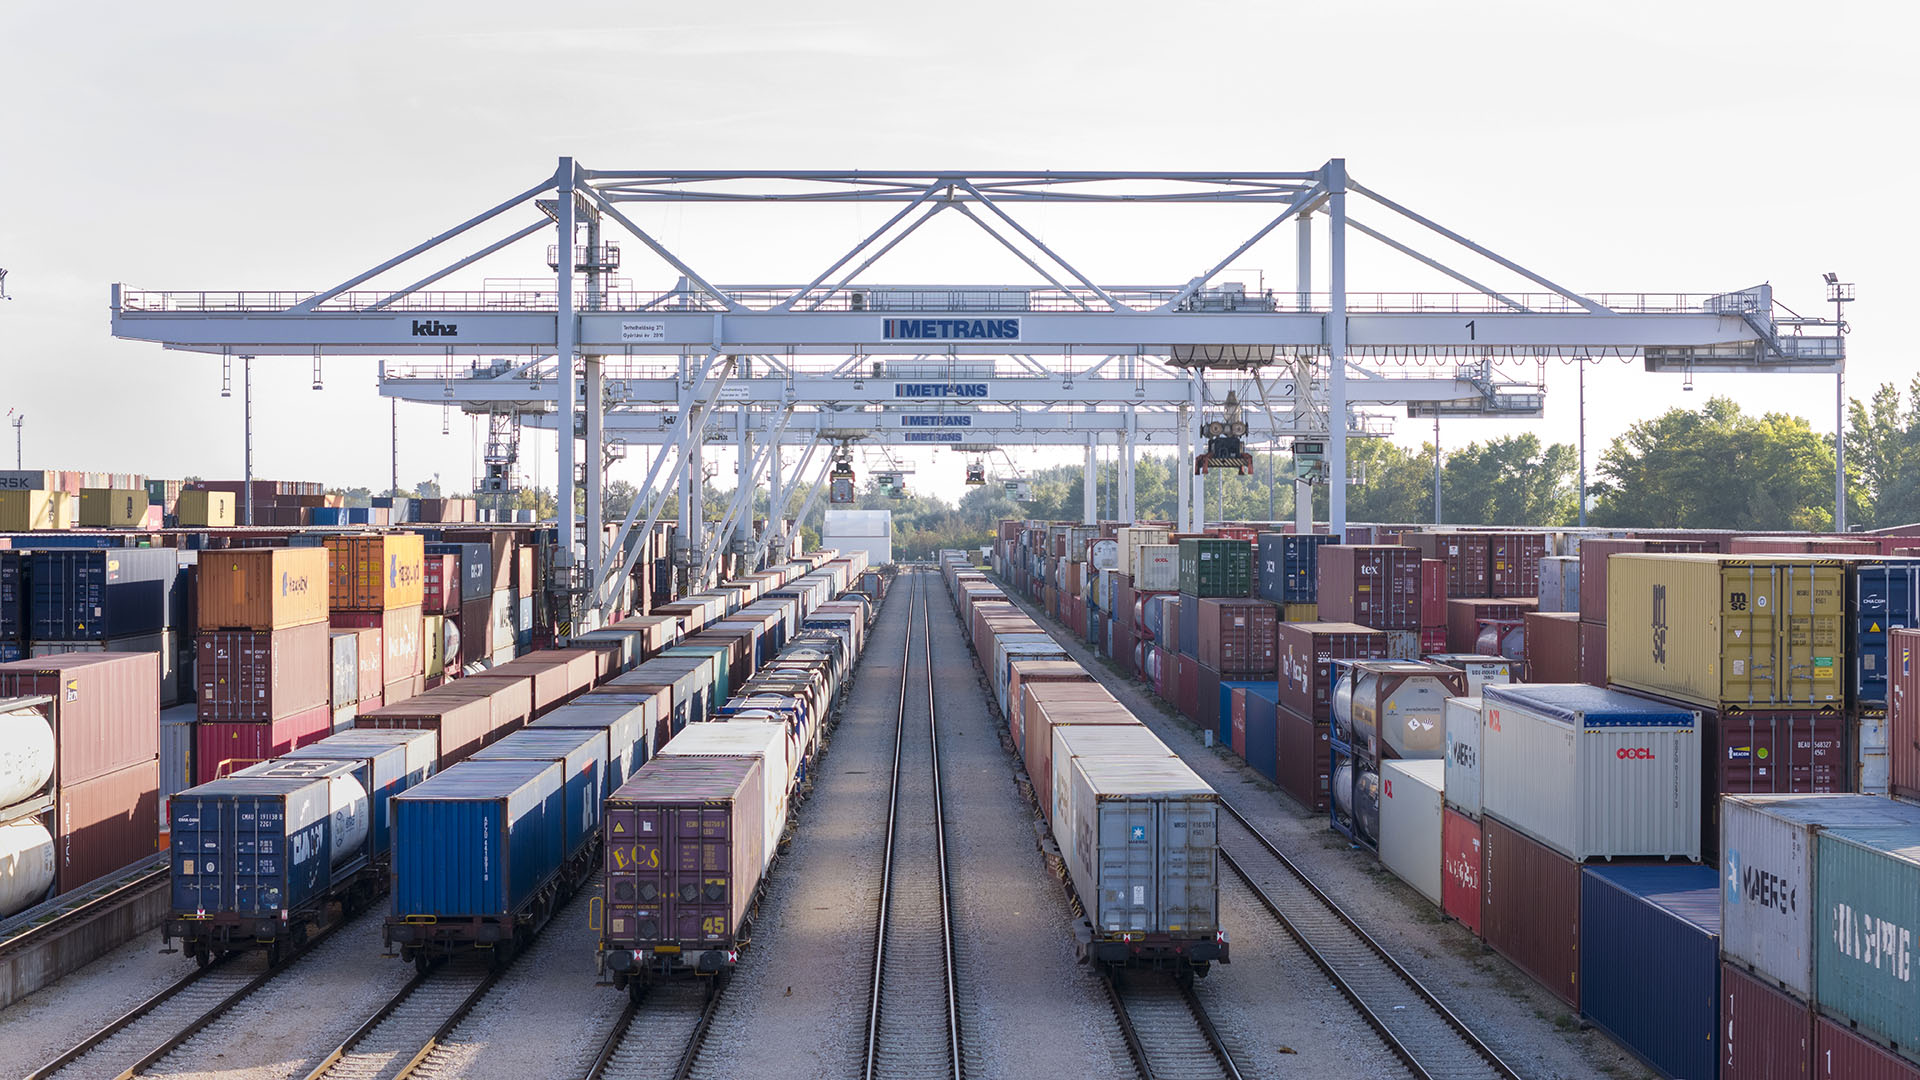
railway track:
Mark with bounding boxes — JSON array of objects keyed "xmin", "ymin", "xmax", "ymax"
[
  {"xmin": 1103, "ymin": 970, "xmax": 1242, "ymax": 1080},
  {"xmin": 584, "ymin": 981, "xmax": 721, "ymax": 1080},
  {"xmin": 296, "ymin": 962, "xmax": 498, "ymax": 1080},
  {"xmin": 1216, "ymin": 800, "xmax": 1523, "ymax": 1080},
  {"xmin": 862, "ymin": 569, "xmax": 962, "ymax": 1080},
  {"xmin": 0, "ymin": 855, "xmax": 167, "ymax": 958}
]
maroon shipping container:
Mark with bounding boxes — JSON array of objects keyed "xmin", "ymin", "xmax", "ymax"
[
  {"xmin": 1230, "ymin": 688, "xmax": 1249, "ymax": 758},
  {"xmin": 356, "ymin": 692, "xmax": 497, "ymax": 765},
  {"xmin": 194, "ymin": 705, "xmax": 332, "ymax": 783},
  {"xmin": 1195, "ymin": 661, "xmax": 1223, "ymax": 736},
  {"xmin": 0, "ymin": 653, "xmax": 160, "ymax": 789},
  {"xmin": 1276, "ymin": 622, "xmax": 1390, "ymax": 721},
  {"xmin": 602, "ymin": 755, "xmax": 765, "ymax": 958},
  {"xmin": 1891, "ymin": 627, "xmax": 1920, "ymax": 802},
  {"xmin": 1481, "ymin": 815, "xmax": 1581, "ymax": 1009},
  {"xmin": 422, "ymin": 553, "xmax": 461, "ymax": 615},
  {"xmin": 1483, "ymin": 532, "xmax": 1547, "ymax": 598},
  {"xmin": 1276, "ymin": 703, "xmax": 1330, "ymax": 811},
  {"xmin": 1193, "ymin": 598, "xmax": 1279, "ymax": 677},
  {"xmin": 47, "ymin": 757, "xmax": 159, "ymax": 894},
  {"xmin": 487, "ymin": 652, "xmax": 596, "ymax": 714},
  {"xmin": 1578, "ymin": 539, "xmax": 1713, "ymax": 624},
  {"xmin": 195, "ymin": 621, "xmax": 331, "ymax": 723},
  {"xmin": 1446, "ymin": 598, "xmax": 1535, "ymax": 656},
  {"xmin": 1176, "ymin": 652, "xmax": 1199, "ymax": 722},
  {"xmin": 1814, "ymin": 1015, "xmax": 1920, "ymax": 1079},
  {"xmin": 1722, "ymin": 961, "xmax": 1812, "ymax": 1080},
  {"xmin": 1579, "ymin": 620, "xmax": 1606, "ymax": 686},
  {"xmin": 459, "ymin": 595, "xmax": 492, "ymax": 665},
  {"xmin": 1409, "ymin": 533, "xmax": 1491, "ymax": 599},
  {"xmin": 1316, "ymin": 545, "xmax": 1421, "ymax": 630},
  {"xmin": 1419, "ymin": 558, "xmax": 1448, "ymax": 629},
  {"xmin": 1442, "ymin": 805, "xmax": 1483, "ymax": 935},
  {"xmin": 1523, "ymin": 611, "xmax": 1580, "ymax": 684},
  {"xmin": 434, "ymin": 676, "xmax": 535, "ymax": 738}
]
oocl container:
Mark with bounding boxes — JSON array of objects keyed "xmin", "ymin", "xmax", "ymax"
[
  {"xmin": 1441, "ymin": 696, "xmax": 1482, "ymax": 819},
  {"xmin": 1812, "ymin": 824, "xmax": 1920, "ymax": 1060},
  {"xmin": 1606, "ymin": 554, "xmax": 1847, "ymax": 708},
  {"xmin": 1378, "ymin": 759, "xmax": 1444, "ymax": 905},
  {"xmin": 1577, "ymin": 864, "xmax": 1721, "ymax": 1080},
  {"xmin": 1478, "ymin": 683, "xmax": 1701, "ymax": 862},
  {"xmin": 1331, "ymin": 660, "xmax": 1467, "ymax": 761}
]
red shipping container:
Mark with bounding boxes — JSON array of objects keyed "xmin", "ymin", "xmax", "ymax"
[
  {"xmin": 1445, "ymin": 598, "xmax": 1534, "ymax": 656},
  {"xmin": 1578, "ymin": 539, "xmax": 1712, "ymax": 624},
  {"xmin": 1276, "ymin": 703, "xmax": 1330, "ymax": 811},
  {"xmin": 194, "ymin": 704, "xmax": 332, "ymax": 783},
  {"xmin": 195, "ymin": 621, "xmax": 331, "ymax": 723},
  {"xmin": 1892, "ymin": 627, "xmax": 1920, "ymax": 802},
  {"xmin": 1814, "ymin": 1014, "xmax": 1920, "ymax": 1079},
  {"xmin": 1483, "ymin": 532, "xmax": 1547, "ymax": 598},
  {"xmin": 422, "ymin": 553, "xmax": 461, "ymax": 615},
  {"xmin": 1481, "ymin": 815, "xmax": 1580, "ymax": 1009},
  {"xmin": 1193, "ymin": 598, "xmax": 1279, "ymax": 677},
  {"xmin": 1176, "ymin": 652, "xmax": 1199, "ymax": 722},
  {"xmin": 1230, "ymin": 687, "xmax": 1249, "ymax": 758},
  {"xmin": 0, "ymin": 652, "xmax": 160, "ymax": 788},
  {"xmin": 1419, "ymin": 627, "xmax": 1448, "ymax": 657},
  {"xmin": 1721, "ymin": 961, "xmax": 1811, "ymax": 1080},
  {"xmin": 355, "ymin": 693, "xmax": 496, "ymax": 765},
  {"xmin": 1419, "ymin": 558, "xmax": 1449, "ymax": 628},
  {"xmin": 331, "ymin": 605, "xmax": 424, "ymax": 689},
  {"xmin": 1409, "ymin": 534, "xmax": 1490, "ymax": 599},
  {"xmin": 1579, "ymin": 620, "xmax": 1606, "ymax": 685},
  {"xmin": 1275, "ymin": 621, "xmax": 1390, "ymax": 721},
  {"xmin": 1522, "ymin": 611, "xmax": 1580, "ymax": 684},
  {"xmin": 1316, "ymin": 545, "xmax": 1422, "ymax": 630},
  {"xmin": 1442, "ymin": 806, "xmax": 1483, "ymax": 936},
  {"xmin": 48, "ymin": 757, "xmax": 159, "ymax": 894}
]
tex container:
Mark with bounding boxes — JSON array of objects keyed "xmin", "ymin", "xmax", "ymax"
[
  {"xmin": 281, "ymin": 727, "xmax": 438, "ymax": 857},
  {"xmin": 170, "ymin": 760, "xmax": 371, "ymax": 919},
  {"xmin": 601, "ymin": 755, "xmax": 765, "ymax": 956},
  {"xmin": 1478, "ymin": 683, "xmax": 1701, "ymax": 862},
  {"xmin": 1606, "ymin": 554, "xmax": 1847, "ymax": 708},
  {"xmin": 1255, "ymin": 532, "xmax": 1340, "ymax": 605},
  {"xmin": 197, "ymin": 547, "xmax": 330, "ymax": 632},
  {"xmin": 469, "ymin": 728, "xmax": 608, "ymax": 862},
  {"xmin": 1059, "ymin": 750, "xmax": 1219, "ymax": 939},
  {"xmin": 1177, "ymin": 538, "xmax": 1252, "ymax": 598},
  {"xmin": 1317, "ymin": 544, "xmax": 1422, "ymax": 631},
  {"xmin": 531, "ymin": 700, "xmax": 655, "ymax": 788},
  {"xmin": 1191, "ymin": 597, "xmax": 1278, "ymax": 677},
  {"xmin": 1276, "ymin": 621, "xmax": 1389, "ymax": 722},
  {"xmin": 1719, "ymin": 794, "xmax": 1920, "ymax": 1001},
  {"xmin": 1578, "ymin": 864, "xmax": 1721, "ymax": 1080},
  {"xmin": 1721, "ymin": 960, "xmax": 1813, "ymax": 1080},
  {"xmin": 1378, "ymin": 758, "xmax": 1445, "ymax": 906},
  {"xmin": 323, "ymin": 534, "xmax": 426, "ymax": 612},
  {"xmin": 196, "ymin": 621, "xmax": 332, "ymax": 723},
  {"xmin": 1814, "ymin": 825, "xmax": 1920, "ymax": 1066},
  {"xmin": 1481, "ymin": 814, "xmax": 1582, "ymax": 1009},
  {"xmin": 389, "ymin": 758, "xmax": 565, "ymax": 919},
  {"xmin": 28, "ymin": 548, "xmax": 178, "ymax": 641},
  {"xmin": 1854, "ymin": 561, "xmax": 1920, "ymax": 708},
  {"xmin": 0, "ymin": 652, "xmax": 159, "ymax": 788}
]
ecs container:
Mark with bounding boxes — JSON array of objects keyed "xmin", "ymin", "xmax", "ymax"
[
  {"xmin": 389, "ymin": 758, "xmax": 565, "ymax": 919},
  {"xmin": 1577, "ymin": 864, "xmax": 1721, "ymax": 1080},
  {"xmin": 1059, "ymin": 750, "xmax": 1219, "ymax": 942},
  {"xmin": 1378, "ymin": 759, "xmax": 1444, "ymax": 905},
  {"xmin": 1478, "ymin": 684, "xmax": 1701, "ymax": 862},
  {"xmin": 197, "ymin": 547, "xmax": 329, "ymax": 631},
  {"xmin": 1481, "ymin": 814, "xmax": 1582, "ymax": 1009}
]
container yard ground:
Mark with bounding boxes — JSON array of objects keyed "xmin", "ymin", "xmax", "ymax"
[
  {"xmin": 990, "ymin": 577, "xmax": 1659, "ymax": 1080},
  {"xmin": 0, "ymin": 926, "xmax": 186, "ymax": 1077}
]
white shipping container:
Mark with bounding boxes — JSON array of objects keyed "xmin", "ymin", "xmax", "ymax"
[
  {"xmin": 1118, "ymin": 527, "xmax": 1172, "ymax": 581},
  {"xmin": 658, "ymin": 721, "xmax": 793, "ymax": 873},
  {"xmin": 1718, "ymin": 793, "xmax": 1920, "ymax": 1000},
  {"xmin": 159, "ymin": 704, "xmax": 195, "ymax": 804},
  {"xmin": 994, "ymin": 637, "xmax": 1070, "ymax": 716},
  {"xmin": 1538, "ymin": 556, "xmax": 1581, "ymax": 613},
  {"xmin": 1479, "ymin": 684, "xmax": 1702, "ymax": 861},
  {"xmin": 1134, "ymin": 545, "xmax": 1180, "ymax": 592},
  {"xmin": 1063, "ymin": 751, "xmax": 1219, "ymax": 937},
  {"xmin": 1379, "ymin": 759, "xmax": 1445, "ymax": 906},
  {"xmin": 1050, "ymin": 724, "xmax": 1179, "ymax": 869},
  {"xmin": 1442, "ymin": 696, "xmax": 1483, "ymax": 819}
]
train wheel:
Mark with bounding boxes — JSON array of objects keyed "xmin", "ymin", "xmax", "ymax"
[
  {"xmin": 194, "ymin": 948, "xmax": 211, "ymax": 969},
  {"xmin": 414, "ymin": 952, "xmax": 431, "ymax": 976},
  {"xmin": 267, "ymin": 941, "xmax": 285, "ymax": 967}
]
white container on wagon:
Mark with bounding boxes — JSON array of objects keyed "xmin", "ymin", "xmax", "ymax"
[
  {"xmin": 1050, "ymin": 724, "xmax": 1179, "ymax": 870},
  {"xmin": 1478, "ymin": 684, "xmax": 1701, "ymax": 862},
  {"xmin": 1379, "ymin": 759, "xmax": 1446, "ymax": 906},
  {"xmin": 657, "ymin": 721, "xmax": 793, "ymax": 873},
  {"xmin": 1718, "ymin": 793, "xmax": 1920, "ymax": 1001},
  {"xmin": 993, "ymin": 637, "xmax": 1071, "ymax": 717},
  {"xmin": 1441, "ymin": 696, "xmax": 1483, "ymax": 819},
  {"xmin": 1061, "ymin": 751, "xmax": 1219, "ymax": 937}
]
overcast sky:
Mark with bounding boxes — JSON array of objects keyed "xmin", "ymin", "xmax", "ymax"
[{"xmin": 0, "ymin": 0, "xmax": 1910, "ymax": 511}]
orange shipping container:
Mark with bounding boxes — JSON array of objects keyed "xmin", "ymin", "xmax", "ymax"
[
  {"xmin": 323, "ymin": 534, "xmax": 425, "ymax": 612},
  {"xmin": 197, "ymin": 548, "xmax": 329, "ymax": 631}
]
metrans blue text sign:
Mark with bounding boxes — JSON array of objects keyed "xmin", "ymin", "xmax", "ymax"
[
  {"xmin": 882, "ymin": 317, "xmax": 1020, "ymax": 341},
  {"xmin": 897, "ymin": 414, "xmax": 973, "ymax": 427},
  {"xmin": 893, "ymin": 383, "xmax": 989, "ymax": 399}
]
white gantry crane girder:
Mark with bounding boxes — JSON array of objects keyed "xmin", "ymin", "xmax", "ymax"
[{"xmin": 108, "ymin": 157, "xmax": 1844, "ymax": 627}]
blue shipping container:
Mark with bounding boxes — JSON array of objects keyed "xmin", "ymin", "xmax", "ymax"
[
  {"xmin": 1852, "ymin": 560, "xmax": 1920, "ymax": 707},
  {"xmin": 171, "ymin": 760, "xmax": 372, "ymax": 918},
  {"xmin": 1220, "ymin": 679, "xmax": 1271, "ymax": 768},
  {"xmin": 1240, "ymin": 683, "xmax": 1282, "ymax": 783},
  {"xmin": 390, "ymin": 759, "xmax": 564, "ymax": 918},
  {"xmin": 1178, "ymin": 591, "xmax": 1200, "ymax": 658},
  {"xmin": 1257, "ymin": 532, "xmax": 1342, "ymax": 605},
  {"xmin": 1578, "ymin": 864, "xmax": 1721, "ymax": 1080},
  {"xmin": 29, "ymin": 547, "xmax": 179, "ymax": 640},
  {"xmin": 281, "ymin": 729, "xmax": 439, "ymax": 857},
  {"xmin": 469, "ymin": 728, "xmax": 608, "ymax": 860},
  {"xmin": 531, "ymin": 700, "xmax": 653, "ymax": 787},
  {"xmin": 425, "ymin": 542, "xmax": 494, "ymax": 598},
  {"xmin": 309, "ymin": 507, "xmax": 348, "ymax": 526},
  {"xmin": 0, "ymin": 550, "xmax": 24, "ymax": 641}
]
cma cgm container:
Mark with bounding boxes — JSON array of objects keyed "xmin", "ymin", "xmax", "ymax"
[
  {"xmin": 198, "ymin": 547, "xmax": 329, "ymax": 631},
  {"xmin": 1316, "ymin": 545, "xmax": 1421, "ymax": 630},
  {"xmin": 1812, "ymin": 824, "xmax": 1920, "ymax": 1061},
  {"xmin": 1578, "ymin": 865, "xmax": 1720, "ymax": 1080},
  {"xmin": 1606, "ymin": 554, "xmax": 1846, "ymax": 708},
  {"xmin": 1481, "ymin": 815, "xmax": 1582, "ymax": 1009},
  {"xmin": 599, "ymin": 755, "xmax": 765, "ymax": 990},
  {"xmin": 28, "ymin": 548, "xmax": 178, "ymax": 641},
  {"xmin": 1177, "ymin": 538, "xmax": 1251, "ymax": 598},
  {"xmin": 1854, "ymin": 561, "xmax": 1920, "ymax": 708},
  {"xmin": 1478, "ymin": 684, "xmax": 1701, "ymax": 862}
]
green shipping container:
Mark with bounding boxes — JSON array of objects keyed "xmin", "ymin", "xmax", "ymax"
[
  {"xmin": 1814, "ymin": 824, "xmax": 1920, "ymax": 1062},
  {"xmin": 1178, "ymin": 538, "xmax": 1253, "ymax": 598}
]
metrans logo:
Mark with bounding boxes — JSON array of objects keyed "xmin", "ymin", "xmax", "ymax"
[
  {"xmin": 411, "ymin": 319, "xmax": 458, "ymax": 337},
  {"xmin": 882, "ymin": 317, "xmax": 1019, "ymax": 341},
  {"xmin": 899, "ymin": 415, "xmax": 972, "ymax": 427},
  {"xmin": 894, "ymin": 383, "xmax": 989, "ymax": 399}
]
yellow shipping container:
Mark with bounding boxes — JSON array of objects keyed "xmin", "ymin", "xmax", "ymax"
[
  {"xmin": 1283, "ymin": 602, "xmax": 1319, "ymax": 622},
  {"xmin": 78, "ymin": 488, "xmax": 150, "ymax": 527},
  {"xmin": 424, "ymin": 614, "xmax": 444, "ymax": 679},
  {"xmin": 0, "ymin": 490, "xmax": 59, "ymax": 530},
  {"xmin": 49, "ymin": 491, "xmax": 77, "ymax": 529},
  {"xmin": 323, "ymin": 534, "xmax": 425, "ymax": 612},
  {"xmin": 175, "ymin": 490, "xmax": 236, "ymax": 528},
  {"xmin": 1605, "ymin": 554, "xmax": 1846, "ymax": 707}
]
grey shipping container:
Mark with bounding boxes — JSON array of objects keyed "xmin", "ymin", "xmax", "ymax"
[
  {"xmin": 426, "ymin": 542, "xmax": 494, "ymax": 598},
  {"xmin": 1061, "ymin": 751, "xmax": 1219, "ymax": 939},
  {"xmin": 329, "ymin": 632, "xmax": 359, "ymax": 709}
]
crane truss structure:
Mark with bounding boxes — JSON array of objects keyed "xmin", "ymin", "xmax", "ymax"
[{"xmin": 110, "ymin": 158, "xmax": 1844, "ymax": 630}]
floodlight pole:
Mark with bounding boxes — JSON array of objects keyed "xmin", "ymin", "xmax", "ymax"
[
  {"xmin": 1829, "ymin": 276, "xmax": 1854, "ymax": 531},
  {"xmin": 1578, "ymin": 358, "xmax": 1588, "ymax": 527}
]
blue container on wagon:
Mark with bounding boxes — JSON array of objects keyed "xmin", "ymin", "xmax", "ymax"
[
  {"xmin": 281, "ymin": 728, "xmax": 440, "ymax": 857},
  {"xmin": 469, "ymin": 728, "xmax": 609, "ymax": 860},
  {"xmin": 309, "ymin": 507, "xmax": 348, "ymax": 527},
  {"xmin": 1240, "ymin": 684, "xmax": 1282, "ymax": 783},
  {"xmin": 531, "ymin": 700, "xmax": 654, "ymax": 787},
  {"xmin": 29, "ymin": 547, "xmax": 180, "ymax": 640},
  {"xmin": 1256, "ymin": 532, "xmax": 1342, "ymax": 605},
  {"xmin": 1578, "ymin": 864, "xmax": 1720, "ymax": 1080},
  {"xmin": 390, "ymin": 759, "xmax": 564, "ymax": 919},
  {"xmin": 171, "ymin": 759, "xmax": 373, "ymax": 919},
  {"xmin": 1852, "ymin": 560, "xmax": 1920, "ymax": 707}
]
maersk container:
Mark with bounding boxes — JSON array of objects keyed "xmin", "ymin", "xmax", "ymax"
[
  {"xmin": 1719, "ymin": 793, "xmax": 1920, "ymax": 1001},
  {"xmin": 658, "ymin": 721, "xmax": 792, "ymax": 873},
  {"xmin": 531, "ymin": 700, "xmax": 654, "ymax": 787},
  {"xmin": 171, "ymin": 760, "xmax": 371, "ymax": 919},
  {"xmin": 1061, "ymin": 751, "xmax": 1218, "ymax": 939},
  {"xmin": 390, "ymin": 759, "xmax": 564, "ymax": 919},
  {"xmin": 1478, "ymin": 684, "xmax": 1701, "ymax": 862},
  {"xmin": 281, "ymin": 728, "xmax": 438, "ymax": 856},
  {"xmin": 1578, "ymin": 864, "xmax": 1721, "ymax": 1080},
  {"xmin": 1048, "ymin": 724, "xmax": 1177, "ymax": 866},
  {"xmin": 1331, "ymin": 660, "xmax": 1467, "ymax": 761},
  {"xmin": 1606, "ymin": 554, "xmax": 1847, "ymax": 708},
  {"xmin": 1853, "ymin": 561, "xmax": 1920, "ymax": 708},
  {"xmin": 1813, "ymin": 824, "xmax": 1920, "ymax": 1060},
  {"xmin": 1378, "ymin": 759, "xmax": 1445, "ymax": 906},
  {"xmin": 468, "ymin": 728, "xmax": 608, "ymax": 862},
  {"xmin": 1441, "ymin": 696, "xmax": 1483, "ymax": 819}
]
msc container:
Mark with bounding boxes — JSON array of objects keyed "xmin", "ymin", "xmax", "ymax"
[
  {"xmin": 470, "ymin": 728, "xmax": 608, "ymax": 861},
  {"xmin": 1255, "ymin": 532, "xmax": 1340, "ymax": 605},
  {"xmin": 1578, "ymin": 865, "xmax": 1721, "ymax": 1080},
  {"xmin": 1060, "ymin": 751, "xmax": 1218, "ymax": 938},
  {"xmin": 1719, "ymin": 794, "xmax": 1920, "ymax": 1001},
  {"xmin": 171, "ymin": 760, "xmax": 371, "ymax": 918},
  {"xmin": 196, "ymin": 621, "xmax": 331, "ymax": 723},
  {"xmin": 1177, "ymin": 538, "xmax": 1251, "ymax": 598},
  {"xmin": 601, "ymin": 755, "xmax": 764, "ymax": 957},
  {"xmin": 1815, "ymin": 1015, "xmax": 1920, "ymax": 1080},
  {"xmin": 389, "ymin": 759, "xmax": 565, "ymax": 918},
  {"xmin": 1442, "ymin": 696, "xmax": 1483, "ymax": 819},
  {"xmin": 281, "ymin": 727, "xmax": 438, "ymax": 856},
  {"xmin": 1276, "ymin": 622, "xmax": 1389, "ymax": 722},
  {"xmin": 28, "ymin": 548, "xmax": 178, "ymax": 640},
  {"xmin": 1191, "ymin": 597, "xmax": 1278, "ymax": 677},
  {"xmin": 0, "ymin": 653, "xmax": 159, "ymax": 788},
  {"xmin": 1478, "ymin": 683, "xmax": 1701, "ymax": 862},
  {"xmin": 197, "ymin": 547, "xmax": 329, "ymax": 631},
  {"xmin": 1408, "ymin": 532, "xmax": 1491, "ymax": 599},
  {"xmin": 1606, "ymin": 554, "xmax": 1847, "ymax": 708},
  {"xmin": 1538, "ymin": 555, "xmax": 1580, "ymax": 613},
  {"xmin": 657, "ymin": 721, "xmax": 792, "ymax": 872},
  {"xmin": 1442, "ymin": 806, "xmax": 1482, "ymax": 934},
  {"xmin": 323, "ymin": 534, "xmax": 426, "ymax": 612},
  {"xmin": 530, "ymin": 700, "xmax": 654, "ymax": 788},
  {"xmin": 1812, "ymin": 824, "xmax": 1920, "ymax": 1059},
  {"xmin": 1378, "ymin": 759, "xmax": 1444, "ymax": 906},
  {"xmin": 1331, "ymin": 660, "xmax": 1467, "ymax": 761},
  {"xmin": 1856, "ymin": 562, "xmax": 1920, "ymax": 708},
  {"xmin": 1316, "ymin": 545, "xmax": 1421, "ymax": 630},
  {"xmin": 1721, "ymin": 960, "xmax": 1813, "ymax": 1080},
  {"xmin": 1481, "ymin": 814, "xmax": 1582, "ymax": 1009}
]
